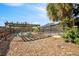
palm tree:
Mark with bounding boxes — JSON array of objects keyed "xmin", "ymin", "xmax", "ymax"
[
  {"xmin": 47, "ymin": 3, "xmax": 58, "ymax": 21},
  {"xmin": 47, "ymin": 3, "xmax": 73, "ymax": 21},
  {"xmin": 47, "ymin": 3, "xmax": 74, "ymax": 29}
]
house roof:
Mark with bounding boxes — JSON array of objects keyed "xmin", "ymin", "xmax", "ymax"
[{"xmin": 40, "ymin": 22, "xmax": 59, "ymax": 28}]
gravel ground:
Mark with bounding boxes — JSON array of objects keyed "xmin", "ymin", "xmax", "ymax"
[{"xmin": 6, "ymin": 35, "xmax": 79, "ymax": 56}]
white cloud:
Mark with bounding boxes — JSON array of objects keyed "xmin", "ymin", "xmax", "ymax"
[
  {"xmin": 32, "ymin": 5, "xmax": 47, "ymax": 18},
  {"xmin": 4, "ymin": 3, "xmax": 24, "ymax": 7},
  {"xmin": 36, "ymin": 7, "xmax": 47, "ymax": 19},
  {"xmin": 26, "ymin": 4, "xmax": 47, "ymax": 13},
  {"xmin": 35, "ymin": 6, "xmax": 46, "ymax": 12},
  {"xmin": 25, "ymin": 4, "xmax": 47, "ymax": 19}
]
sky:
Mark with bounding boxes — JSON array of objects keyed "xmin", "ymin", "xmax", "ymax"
[{"xmin": 0, "ymin": 3, "xmax": 52, "ymax": 26}]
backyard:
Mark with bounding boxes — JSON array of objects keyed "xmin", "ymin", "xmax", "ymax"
[
  {"xmin": 0, "ymin": 3, "xmax": 79, "ymax": 56},
  {"xmin": 1, "ymin": 32, "xmax": 79, "ymax": 56},
  {"xmin": 6, "ymin": 34, "xmax": 79, "ymax": 56}
]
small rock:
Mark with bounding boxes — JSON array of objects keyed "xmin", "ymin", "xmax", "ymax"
[
  {"xmin": 66, "ymin": 52, "xmax": 72, "ymax": 55},
  {"xmin": 15, "ymin": 48, "xmax": 17, "ymax": 50},
  {"xmin": 61, "ymin": 46, "xmax": 65, "ymax": 49}
]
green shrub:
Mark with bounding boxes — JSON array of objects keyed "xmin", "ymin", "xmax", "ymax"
[
  {"xmin": 74, "ymin": 38, "xmax": 79, "ymax": 45},
  {"xmin": 33, "ymin": 27, "xmax": 40, "ymax": 32},
  {"xmin": 63, "ymin": 26, "xmax": 79, "ymax": 43}
]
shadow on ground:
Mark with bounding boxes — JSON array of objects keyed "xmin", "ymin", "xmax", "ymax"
[{"xmin": 0, "ymin": 34, "xmax": 15, "ymax": 56}]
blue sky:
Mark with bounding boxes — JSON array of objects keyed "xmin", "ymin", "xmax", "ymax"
[{"xmin": 0, "ymin": 3, "xmax": 52, "ymax": 26}]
